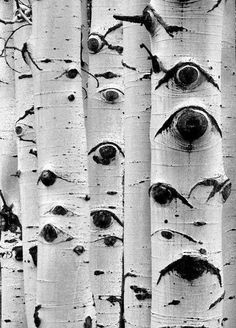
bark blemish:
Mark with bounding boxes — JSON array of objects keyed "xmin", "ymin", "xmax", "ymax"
[
  {"xmin": 107, "ymin": 295, "xmax": 121, "ymax": 305},
  {"xmin": 41, "ymin": 224, "xmax": 57, "ymax": 242},
  {"xmin": 130, "ymin": 285, "xmax": 151, "ymax": 300},
  {"xmin": 34, "ymin": 305, "xmax": 41, "ymax": 327},
  {"xmin": 12, "ymin": 246, "xmax": 23, "ymax": 261},
  {"xmin": 207, "ymin": 0, "xmax": 223, "ymax": 12},
  {"xmin": 121, "ymin": 60, "xmax": 136, "ymax": 71},
  {"xmin": 29, "ymin": 245, "xmax": 37, "ymax": 266},
  {"xmin": 208, "ymin": 291, "xmax": 225, "ymax": 310},
  {"xmin": 92, "ymin": 145, "xmax": 117, "ymax": 165},
  {"xmin": 51, "ymin": 205, "xmax": 68, "ymax": 216},
  {"xmin": 94, "ymin": 71, "xmax": 121, "ymax": 79},
  {"xmin": 165, "ymin": 299, "xmax": 180, "ymax": 306},
  {"xmin": 107, "ymin": 191, "xmax": 118, "ymax": 195},
  {"xmin": 94, "ymin": 270, "xmax": 104, "ymax": 275},
  {"xmin": 68, "ymin": 94, "xmax": 75, "ymax": 101},
  {"xmin": 73, "ymin": 245, "xmax": 85, "ymax": 256},
  {"xmin": 161, "ymin": 230, "xmax": 173, "ymax": 239},
  {"xmin": 84, "ymin": 316, "xmax": 92, "ymax": 328},
  {"xmin": 66, "ymin": 68, "xmax": 79, "ymax": 79},
  {"xmin": 157, "ymin": 255, "xmax": 222, "ymax": 286},
  {"xmin": 193, "ymin": 221, "xmax": 206, "ymax": 226},
  {"xmin": 89, "ymin": 141, "xmax": 124, "ymax": 157},
  {"xmin": 104, "ymin": 236, "xmax": 117, "ymax": 246},
  {"xmin": 38, "ymin": 170, "xmax": 57, "ymax": 186},
  {"xmin": 149, "ymin": 183, "xmax": 193, "ymax": 208},
  {"xmin": 91, "ymin": 210, "xmax": 121, "ymax": 228}
]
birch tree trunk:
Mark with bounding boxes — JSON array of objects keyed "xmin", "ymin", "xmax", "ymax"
[
  {"xmin": 122, "ymin": 2, "xmax": 152, "ymax": 328},
  {"xmin": 0, "ymin": 2, "xmax": 26, "ymax": 327},
  {"xmin": 221, "ymin": 0, "xmax": 236, "ymax": 327},
  {"xmin": 29, "ymin": 1, "xmax": 95, "ymax": 327},
  {"xmin": 87, "ymin": 1, "xmax": 124, "ymax": 327},
  {"xmin": 13, "ymin": 2, "xmax": 38, "ymax": 327}
]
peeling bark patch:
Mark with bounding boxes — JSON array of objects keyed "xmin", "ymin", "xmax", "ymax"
[
  {"xmin": 156, "ymin": 255, "xmax": 222, "ymax": 286},
  {"xmin": 29, "ymin": 245, "xmax": 37, "ymax": 266},
  {"xmin": 208, "ymin": 291, "xmax": 225, "ymax": 310},
  {"xmin": 41, "ymin": 224, "xmax": 57, "ymax": 242},
  {"xmin": 121, "ymin": 60, "xmax": 136, "ymax": 71},
  {"xmin": 94, "ymin": 72, "xmax": 121, "ymax": 79},
  {"xmin": 207, "ymin": 0, "xmax": 223, "ymax": 12},
  {"xmin": 51, "ymin": 205, "xmax": 68, "ymax": 216},
  {"xmin": 189, "ymin": 178, "xmax": 231, "ymax": 201},
  {"xmin": 34, "ymin": 305, "xmax": 41, "ymax": 327},
  {"xmin": 155, "ymin": 62, "xmax": 219, "ymax": 91},
  {"xmin": 4, "ymin": 319, "xmax": 11, "ymax": 323},
  {"xmin": 91, "ymin": 210, "xmax": 123, "ymax": 228},
  {"xmin": 12, "ymin": 246, "xmax": 23, "ymax": 261},
  {"xmin": 149, "ymin": 183, "xmax": 193, "ymax": 208},
  {"xmin": 130, "ymin": 285, "xmax": 151, "ymax": 300},
  {"xmin": 94, "ymin": 270, "xmax": 104, "ymax": 275},
  {"xmin": 73, "ymin": 245, "xmax": 85, "ymax": 256},
  {"xmin": 38, "ymin": 170, "xmax": 57, "ymax": 186},
  {"xmin": 84, "ymin": 316, "xmax": 92, "ymax": 328}
]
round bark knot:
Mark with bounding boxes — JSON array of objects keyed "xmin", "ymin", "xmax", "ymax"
[
  {"xmin": 15, "ymin": 125, "xmax": 23, "ymax": 136},
  {"xmin": 151, "ymin": 184, "xmax": 173, "ymax": 205},
  {"xmin": 52, "ymin": 205, "xmax": 68, "ymax": 216},
  {"xmin": 99, "ymin": 145, "xmax": 117, "ymax": 160},
  {"xmin": 39, "ymin": 170, "xmax": 57, "ymax": 186},
  {"xmin": 92, "ymin": 210, "xmax": 112, "ymax": 229},
  {"xmin": 161, "ymin": 230, "xmax": 173, "ymax": 240},
  {"xmin": 41, "ymin": 224, "xmax": 57, "ymax": 242},
  {"xmin": 104, "ymin": 236, "xmax": 117, "ymax": 247},
  {"xmin": 102, "ymin": 89, "xmax": 120, "ymax": 103},
  {"xmin": 88, "ymin": 35, "xmax": 103, "ymax": 53},
  {"xmin": 66, "ymin": 68, "xmax": 79, "ymax": 79},
  {"xmin": 68, "ymin": 94, "xmax": 75, "ymax": 101},
  {"xmin": 73, "ymin": 245, "xmax": 85, "ymax": 256},
  {"xmin": 176, "ymin": 108, "xmax": 208, "ymax": 141},
  {"xmin": 176, "ymin": 65, "xmax": 199, "ymax": 87}
]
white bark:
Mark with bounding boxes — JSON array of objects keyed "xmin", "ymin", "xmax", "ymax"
[
  {"xmin": 29, "ymin": 1, "xmax": 95, "ymax": 327},
  {"xmin": 123, "ymin": 1, "xmax": 152, "ymax": 328},
  {"xmin": 13, "ymin": 2, "xmax": 38, "ymax": 327},
  {"xmin": 0, "ymin": 1, "xmax": 26, "ymax": 327},
  {"xmin": 221, "ymin": 0, "xmax": 236, "ymax": 327},
  {"xmin": 87, "ymin": 1, "xmax": 124, "ymax": 327}
]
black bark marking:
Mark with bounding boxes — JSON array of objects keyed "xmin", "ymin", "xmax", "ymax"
[
  {"xmin": 189, "ymin": 178, "xmax": 231, "ymax": 201},
  {"xmin": 34, "ymin": 304, "xmax": 41, "ymax": 327},
  {"xmin": 155, "ymin": 62, "xmax": 219, "ymax": 90},
  {"xmin": 107, "ymin": 191, "xmax": 118, "ymax": 195},
  {"xmin": 221, "ymin": 182, "xmax": 231, "ymax": 202},
  {"xmin": 91, "ymin": 210, "xmax": 123, "ymax": 228},
  {"xmin": 37, "ymin": 170, "xmax": 57, "ymax": 186},
  {"xmin": 68, "ymin": 94, "xmax": 75, "ymax": 101},
  {"xmin": 104, "ymin": 236, "xmax": 118, "ymax": 246},
  {"xmin": 107, "ymin": 295, "xmax": 121, "ymax": 305},
  {"xmin": 104, "ymin": 22, "xmax": 123, "ymax": 37},
  {"xmin": 114, "ymin": 5, "xmax": 187, "ymax": 37},
  {"xmin": 130, "ymin": 285, "xmax": 151, "ymax": 300},
  {"xmin": 156, "ymin": 255, "xmax": 222, "ymax": 286},
  {"xmin": 51, "ymin": 205, "xmax": 68, "ymax": 216},
  {"xmin": 167, "ymin": 299, "xmax": 180, "ymax": 306},
  {"xmin": 207, "ymin": 0, "xmax": 223, "ymax": 12},
  {"xmin": 84, "ymin": 316, "xmax": 92, "ymax": 328},
  {"xmin": 40, "ymin": 58, "xmax": 51, "ymax": 63},
  {"xmin": 149, "ymin": 183, "xmax": 193, "ymax": 208},
  {"xmin": 18, "ymin": 73, "xmax": 32, "ymax": 79},
  {"xmin": 22, "ymin": 42, "xmax": 42, "ymax": 70},
  {"xmin": 88, "ymin": 141, "xmax": 124, "ymax": 157},
  {"xmin": 176, "ymin": 109, "xmax": 208, "ymax": 142},
  {"xmin": 140, "ymin": 43, "xmax": 165, "ymax": 73},
  {"xmin": 153, "ymin": 229, "xmax": 199, "ymax": 243},
  {"xmin": 94, "ymin": 270, "xmax": 104, "ymax": 275},
  {"xmin": 12, "ymin": 246, "xmax": 23, "ymax": 261},
  {"xmin": 41, "ymin": 224, "xmax": 57, "ymax": 242},
  {"xmin": 29, "ymin": 245, "xmax": 37, "ymax": 266},
  {"xmin": 100, "ymin": 88, "xmax": 123, "ymax": 103},
  {"xmin": 73, "ymin": 245, "xmax": 85, "ymax": 256},
  {"xmin": 66, "ymin": 68, "xmax": 79, "ymax": 79},
  {"xmin": 124, "ymin": 272, "xmax": 137, "ymax": 278},
  {"xmin": 19, "ymin": 136, "xmax": 36, "ymax": 144},
  {"xmin": 155, "ymin": 106, "xmax": 222, "ymax": 138},
  {"xmin": 0, "ymin": 190, "xmax": 22, "ymax": 235},
  {"xmin": 121, "ymin": 60, "xmax": 136, "ymax": 71},
  {"xmin": 29, "ymin": 149, "xmax": 37, "ymax": 157},
  {"xmin": 139, "ymin": 73, "xmax": 151, "ymax": 80},
  {"xmin": 208, "ymin": 291, "xmax": 225, "ymax": 310},
  {"xmin": 94, "ymin": 71, "xmax": 121, "ymax": 79}
]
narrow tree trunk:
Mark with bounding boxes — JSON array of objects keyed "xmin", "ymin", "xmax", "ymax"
[
  {"xmin": 29, "ymin": 1, "xmax": 95, "ymax": 327},
  {"xmin": 87, "ymin": 1, "xmax": 124, "ymax": 327},
  {"xmin": 13, "ymin": 2, "xmax": 38, "ymax": 327},
  {"xmin": 123, "ymin": 1, "xmax": 152, "ymax": 328},
  {"xmin": 0, "ymin": 2, "xmax": 26, "ymax": 327}
]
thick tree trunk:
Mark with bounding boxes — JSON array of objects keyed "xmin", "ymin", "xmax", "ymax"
[
  {"xmin": 122, "ymin": 1, "xmax": 152, "ymax": 328},
  {"xmin": 29, "ymin": 1, "xmax": 95, "ymax": 327},
  {"xmin": 87, "ymin": 1, "xmax": 124, "ymax": 327}
]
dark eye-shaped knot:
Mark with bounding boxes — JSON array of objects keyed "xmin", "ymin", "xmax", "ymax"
[
  {"xmin": 88, "ymin": 142, "xmax": 124, "ymax": 165},
  {"xmin": 98, "ymin": 86, "xmax": 124, "ymax": 104},
  {"xmin": 155, "ymin": 62, "xmax": 219, "ymax": 91},
  {"xmin": 88, "ymin": 34, "xmax": 104, "ymax": 54}
]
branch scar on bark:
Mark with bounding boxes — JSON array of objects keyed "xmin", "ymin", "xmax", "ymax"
[
  {"xmin": 91, "ymin": 209, "xmax": 123, "ymax": 228},
  {"xmin": 156, "ymin": 255, "xmax": 222, "ymax": 287},
  {"xmin": 189, "ymin": 178, "xmax": 231, "ymax": 202},
  {"xmin": 114, "ymin": 5, "xmax": 187, "ymax": 37},
  {"xmin": 149, "ymin": 183, "xmax": 193, "ymax": 208},
  {"xmin": 155, "ymin": 106, "xmax": 222, "ymax": 139},
  {"xmin": 155, "ymin": 62, "xmax": 220, "ymax": 90},
  {"xmin": 208, "ymin": 291, "xmax": 225, "ymax": 310},
  {"xmin": 151, "ymin": 229, "xmax": 200, "ymax": 244}
]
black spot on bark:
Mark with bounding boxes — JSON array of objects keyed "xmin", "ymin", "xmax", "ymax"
[
  {"xmin": 149, "ymin": 183, "xmax": 193, "ymax": 208},
  {"xmin": 34, "ymin": 305, "xmax": 41, "ymax": 327},
  {"xmin": 130, "ymin": 285, "xmax": 151, "ymax": 300},
  {"xmin": 161, "ymin": 231, "xmax": 173, "ymax": 239},
  {"xmin": 84, "ymin": 195, "xmax": 90, "ymax": 201},
  {"xmin": 94, "ymin": 270, "xmax": 104, "ymax": 275},
  {"xmin": 107, "ymin": 295, "xmax": 121, "ymax": 305},
  {"xmin": 51, "ymin": 205, "xmax": 68, "ymax": 216},
  {"xmin": 12, "ymin": 246, "xmax": 23, "ymax": 261},
  {"xmin": 66, "ymin": 68, "xmax": 79, "ymax": 79},
  {"xmin": 167, "ymin": 299, "xmax": 180, "ymax": 306},
  {"xmin": 18, "ymin": 74, "xmax": 32, "ymax": 79},
  {"xmin": 29, "ymin": 149, "xmax": 37, "ymax": 157},
  {"xmin": 38, "ymin": 170, "xmax": 57, "ymax": 186},
  {"xmin": 68, "ymin": 94, "xmax": 75, "ymax": 101},
  {"xmin": 4, "ymin": 319, "xmax": 11, "ymax": 322},
  {"xmin": 107, "ymin": 191, "xmax": 117, "ymax": 195},
  {"xmin": 84, "ymin": 316, "xmax": 92, "ymax": 328},
  {"xmin": 193, "ymin": 221, "xmax": 206, "ymax": 226},
  {"xmin": 91, "ymin": 210, "xmax": 123, "ymax": 227},
  {"xmin": 73, "ymin": 245, "xmax": 85, "ymax": 256},
  {"xmin": 157, "ymin": 255, "xmax": 222, "ymax": 286},
  {"xmin": 208, "ymin": 291, "xmax": 225, "ymax": 310},
  {"xmin": 41, "ymin": 224, "xmax": 57, "ymax": 242},
  {"xmin": 94, "ymin": 71, "xmax": 121, "ymax": 79},
  {"xmin": 104, "ymin": 236, "xmax": 117, "ymax": 246},
  {"xmin": 29, "ymin": 245, "xmax": 37, "ymax": 266},
  {"xmin": 40, "ymin": 58, "xmax": 51, "ymax": 63}
]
